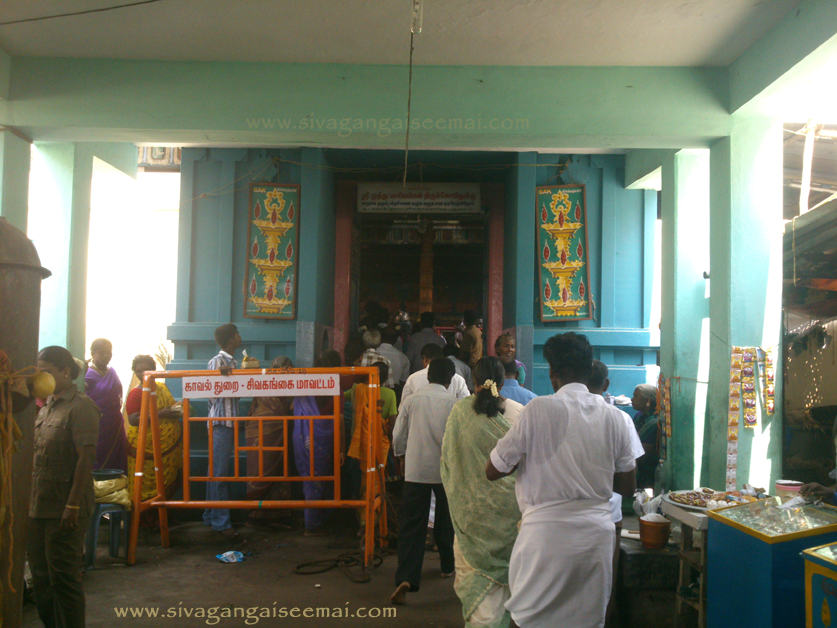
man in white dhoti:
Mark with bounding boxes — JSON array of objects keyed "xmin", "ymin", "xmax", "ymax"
[{"xmin": 486, "ymin": 333, "xmax": 637, "ymax": 628}]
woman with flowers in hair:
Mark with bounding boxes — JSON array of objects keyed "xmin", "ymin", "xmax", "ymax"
[{"xmin": 441, "ymin": 357, "xmax": 524, "ymax": 628}]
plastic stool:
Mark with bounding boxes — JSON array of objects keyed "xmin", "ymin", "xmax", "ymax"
[{"xmin": 84, "ymin": 503, "xmax": 128, "ymax": 570}]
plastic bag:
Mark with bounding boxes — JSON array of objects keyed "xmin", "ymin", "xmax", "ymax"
[
  {"xmin": 633, "ymin": 490, "xmax": 649, "ymax": 517},
  {"xmin": 633, "ymin": 490, "xmax": 662, "ymax": 517},
  {"xmin": 96, "ymin": 488, "xmax": 132, "ymax": 511},
  {"xmin": 94, "ymin": 476, "xmax": 128, "ymax": 499},
  {"xmin": 216, "ymin": 551, "xmax": 245, "ymax": 563}
]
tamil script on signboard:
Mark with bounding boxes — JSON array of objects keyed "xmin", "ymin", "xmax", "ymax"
[
  {"xmin": 357, "ymin": 183, "xmax": 481, "ymax": 214},
  {"xmin": 181, "ymin": 374, "xmax": 340, "ymax": 398}
]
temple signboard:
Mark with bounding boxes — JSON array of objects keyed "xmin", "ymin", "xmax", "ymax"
[
  {"xmin": 357, "ymin": 183, "xmax": 481, "ymax": 214},
  {"xmin": 536, "ymin": 184, "xmax": 592, "ymax": 322},
  {"xmin": 244, "ymin": 183, "xmax": 300, "ymax": 320}
]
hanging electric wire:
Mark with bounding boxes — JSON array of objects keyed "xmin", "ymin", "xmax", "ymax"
[
  {"xmin": 403, "ymin": 0, "xmax": 423, "ymax": 186},
  {"xmin": 0, "ymin": 0, "xmax": 164, "ymax": 26}
]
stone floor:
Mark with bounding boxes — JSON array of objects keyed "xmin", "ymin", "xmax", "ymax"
[
  {"xmin": 22, "ymin": 516, "xmax": 463, "ymax": 628},
  {"xmin": 21, "ymin": 513, "xmax": 682, "ymax": 628}
]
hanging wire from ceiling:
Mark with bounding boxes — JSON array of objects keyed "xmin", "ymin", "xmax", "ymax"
[
  {"xmin": 0, "ymin": 0, "xmax": 164, "ymax": 26},
  {"xmin": 403, "ymin": 31, "xmax": 415, "ymax": 187},
  {"xmin": 403, "ymin": 0, "xmax": 423, "ymax": 186}
]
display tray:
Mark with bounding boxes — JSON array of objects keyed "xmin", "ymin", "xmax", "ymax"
[
  {"xmin": 662, "ymin": 490, "xmax": 731, "ymax": 512},
  {"xmin": 712, "ymin": 496, "xmax": 837, "ymax": 539},
  {"xmin": 810, "ymin": 542, "xmax": 837, "ymax": 566}
]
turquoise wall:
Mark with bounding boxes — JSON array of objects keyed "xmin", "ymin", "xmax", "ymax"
[
  {"xmin": 170, "ymin": 149, "xmax": 306, "ymax": 386},
  {"xmin": 172, "ymin": 148, "xmax": 656, "ymax": 405},
  {"xmin": 520, "ymin": 155, "xmax": 658, "ymax": 397}
]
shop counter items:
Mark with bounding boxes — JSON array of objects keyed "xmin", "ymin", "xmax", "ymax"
[
  {"xmin": 663, "ymin": 484, "xmax": 764, "ymax": 511},
  {"xmin": 714, "ymin": 496, "xmax": 837, "ymax": 538}
]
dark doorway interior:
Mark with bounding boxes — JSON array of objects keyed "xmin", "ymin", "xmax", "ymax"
[{"xmin": 358, "ymin": 216, "xmax": 485, "ymax": 330}]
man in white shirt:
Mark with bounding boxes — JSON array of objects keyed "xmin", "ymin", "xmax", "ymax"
[
  {"xmin": 378, "ymin": 327, "xmax": 410, "ymax": 389},
  {"xmin": 401, "ymin": 344, "xmax": 470, "ymax": 408},
  {"xmin": 405, "ymin": 312, "xmax": 446, "ymax": 374},
  {"xmin": 486, "ymin": 333, "xmax": 637, "ymax": 628},
  {"xmin": 390, "ymin": 358, "xmax": 459, "ymax": 605}
]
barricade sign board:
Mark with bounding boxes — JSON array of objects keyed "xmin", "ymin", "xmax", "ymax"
[{"xmin": 182, "ymin": 373, "xmax": 340, "ymax": 398}]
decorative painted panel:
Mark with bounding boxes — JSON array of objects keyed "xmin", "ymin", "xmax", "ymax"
[
  {"xmin": 536, "ymin": 184, "xmax": 592, "ymax": 321},
  {"xmin": 244, "ymin": 183, "xmax": 300, "ymax": 319}
]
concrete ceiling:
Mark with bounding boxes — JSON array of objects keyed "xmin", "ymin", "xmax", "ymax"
[{"xmin": 0, "ymin": 0, "xmax": 801, "ymax": 67}]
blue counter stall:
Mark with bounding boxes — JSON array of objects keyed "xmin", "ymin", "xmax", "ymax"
[
  {"xmin": 707, "ymin": 497, "xmax": 837, "ymax": 628},
  {"xmin": 803, "ymin": 541, "xmax": 837, "ymax": 628}
]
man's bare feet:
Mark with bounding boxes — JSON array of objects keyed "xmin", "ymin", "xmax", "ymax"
[{"xmin": 390, "ymin": 582, "xmax": 410, "ymax": 605}]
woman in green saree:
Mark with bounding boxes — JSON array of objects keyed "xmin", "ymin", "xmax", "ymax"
[{"xmin": 440, "ymin": 357, "xmax": 524, "ymax": 628}]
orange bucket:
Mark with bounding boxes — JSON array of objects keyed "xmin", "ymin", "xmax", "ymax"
[{"xmin": 639, "ymin": 518, "xmax": 671, "ymax": 550}]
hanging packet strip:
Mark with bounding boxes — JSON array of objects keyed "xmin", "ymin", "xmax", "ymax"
[
  {"xmin": 659, "ymin": 375, "xmax": 672, "ymax": 458},
  {"xmin": 742, "ymin": 348, "xmax": 758, "ymax": 429},
  {"xmin": 757, "ymin": 347, "xmax": 775, "ymax": 416},
  {"xmin": 726, "ymin": 347, "xmax": 743, "ymax": 491}
]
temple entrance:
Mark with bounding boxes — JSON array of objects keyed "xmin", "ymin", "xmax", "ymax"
[
  {"xmin": 357, "ymin": 215, "xmax": 487, "ymax": 337},
  {"xmin": 333, "ymin": 181, "xmax": 504, "ymax": 353}
]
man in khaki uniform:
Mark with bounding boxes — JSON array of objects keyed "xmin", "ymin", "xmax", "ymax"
[
  {"xmin": 29, "ymin": 346, "xmax": 100, "ymax": 628},
  {"xmin": 459, "ymin": 310, "xmax": 483, "ymax": 369}
]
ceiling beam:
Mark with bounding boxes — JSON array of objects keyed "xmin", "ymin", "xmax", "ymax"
[
  {"xmin": 784, "ymin": 168, "xmax": 837, "ymax": 186},
  {"xmin": 730, "ymin": 0, "xmax": 837, "ymax": 114},
  {"xmin": 787, "ymin": 183, "xmax": 837, "ymax": 195},
  {"xmin": 784, "ymin": 125, "xmax": 806, "ymax": 146},
  {"xmin": 5, "ymin": 59, "xmax": 731, "ymax": 148}
]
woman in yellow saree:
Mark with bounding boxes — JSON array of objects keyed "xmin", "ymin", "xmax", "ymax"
[{"xmin": 124, "ymin": 355, "xmax": 183, "ymax": 508}]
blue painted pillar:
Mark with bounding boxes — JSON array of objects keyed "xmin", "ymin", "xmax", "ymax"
[
  {"xmin": 708, "ymin": 116, "xmax": 783, "ymax": 490},
  {"xmin": 504, "ymin": 152, "xmax": 537, "ymax": 384},
  {"xmin": 660, "ymin": 150, "xmax": 710, "ymax": 489},
  {"xmin": 296, "ymin": 147, "xmax": 335, "ymax": 366},
  {"xmin": 641, "ymin": 189, "xmax": 656, "ymax": 331},
  {"xmin": 0, "ymin": 130, "xmax": 31, "ymax": 232},
  {"xmin": 29, "ymin": 143, "xmax": 78, "ymax": 352}
]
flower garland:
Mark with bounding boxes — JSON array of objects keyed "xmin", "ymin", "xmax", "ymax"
[{"xmin": 481, "ymin": 380, "xmax": 499, "ymax": 398}]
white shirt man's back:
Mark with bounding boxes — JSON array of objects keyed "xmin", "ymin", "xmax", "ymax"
[
  {"xmin": 490, "ymin": 382, "xmax": 637, "ymax": 517},
  {"xmin": 400, "ymin": 367, "xmax": 470, "ymax": 409}
]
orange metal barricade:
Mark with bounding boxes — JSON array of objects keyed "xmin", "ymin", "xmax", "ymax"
[{"xmin": 126, "ymin": 367, "xmax": 387, "ymax": 567}]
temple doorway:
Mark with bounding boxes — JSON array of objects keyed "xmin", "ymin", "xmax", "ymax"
[
  {"xmin": 333, "ymin": 181, "xmax": 504, "ymax": 353},
  {"xmin": 358, "ymin": 214, "xmax": 487, "ymax": 338}
]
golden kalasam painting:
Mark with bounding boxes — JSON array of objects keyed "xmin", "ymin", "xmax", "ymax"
[
  {"xmin": 245, "ymin": 183, "xmax": 300, "ymax": 320},
  {"xmin": 536, "ymin": 184, "xmax": 592, "ymax": 322}
]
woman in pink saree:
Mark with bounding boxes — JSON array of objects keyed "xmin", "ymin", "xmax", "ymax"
[{"xmin": 85, "ymin": 338, "xmax": 127, "ymax": 471}]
